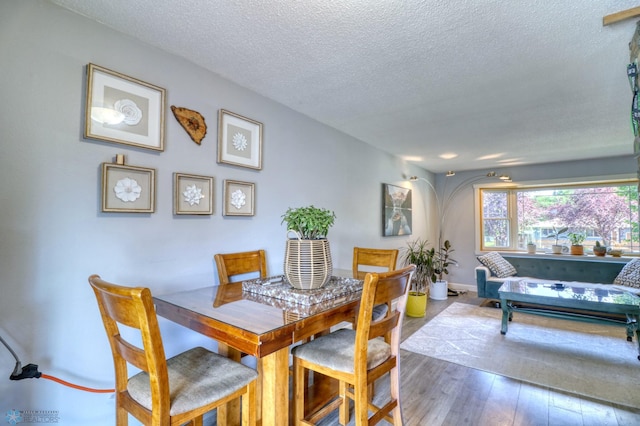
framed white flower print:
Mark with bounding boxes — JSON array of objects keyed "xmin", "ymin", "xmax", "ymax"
[
  {"xmin": 85, "ymin": 64, "xmax": 166, "ymax": 151},
  {"xmin": 217, "ymin": 109, "xmax": 262, "ymax": 170},
  {"xmin": 101, "ymin": 163, "xmax": 156, "ymax": 213},
  {"xmin": 174, "ymin": 173, "xmax": 214, "ymax": 215},
  {"xmin": 223, "ymin": 180, "xmax": 255, "ymax": 216}
]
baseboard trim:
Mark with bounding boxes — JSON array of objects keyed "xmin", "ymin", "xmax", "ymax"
[{"xmin": 448, "ymin": 282, "xmax": 476, "ymax": 294}]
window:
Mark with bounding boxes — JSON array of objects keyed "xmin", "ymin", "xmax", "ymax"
[{"xmin": 478, "ymin": 181, "xmax": 639, "ymax": 253}]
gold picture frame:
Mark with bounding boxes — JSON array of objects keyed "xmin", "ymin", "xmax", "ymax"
[
  {"xmin": 101, "ymin": 163, "xmax": 156, "ymax": 213},
  {"xmin": 85, "ymin": 63, "xmax": 166, "ymax": 151},
  {"xmin": 223, "ymin": 180, "xmax": 255, "ymax": 216},
  {"xmin": 217, "ymin": 109, "xmax": 263, "ymax": 170},
  {"xmin": 174, "ymin": 173, "xmax": 214, "ymax": 215}
]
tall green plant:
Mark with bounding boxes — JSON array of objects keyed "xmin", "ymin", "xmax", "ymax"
[
  {"xmin": 281, "ymin": 205, "xmax": 336, "ymax": 239},
  {"xmin": 401, "ymin": 239, "xmax": 435, "ymax": 294},
  {"xmin": 432, "ymin": 239, "xmax": 457, "ymax": 282}
]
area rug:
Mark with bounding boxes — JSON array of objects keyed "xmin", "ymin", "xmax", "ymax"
[{"xmin": 400, "ymin": 302, "xmax": 640, "ymax": 408}]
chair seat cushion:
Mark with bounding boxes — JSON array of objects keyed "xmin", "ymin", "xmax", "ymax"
[
  {"xmin": 372, "ymin": 303, "xmax": 388, "ymax": 321},
  {"xmin": 127, "ymin": 346, "xmax": 258, "ymax": 415},
  {"xmin": 291, "ymin": 328, "xmax": 391, "ymax": 373}
]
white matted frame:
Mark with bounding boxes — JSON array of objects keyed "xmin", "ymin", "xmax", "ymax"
[
  {"xmin": 85, "ymin": 63, "xmax": 166, "ymax": 151},
  {"xmin": 102, "ymin": 163, "xmax": 156, "ymax": 213},
  {"xmin": 174, "ymin": 173, "xmax": 214, "ymax": 215},
  {"xmin": 223, "ymin": 180, "xmax": 255, "ymax": 216},
  {"xmin": 217, "ymin": 109, "xmax": 263, "ymax": 170}
]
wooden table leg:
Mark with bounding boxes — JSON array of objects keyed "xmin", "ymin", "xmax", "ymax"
[
  {"xmin": 260, "ymin": 348, "xmax": 289, "ymax": 426},
  {"xmin": 217, "ymin": 344, "xmax": 242, "ymax": 426}
]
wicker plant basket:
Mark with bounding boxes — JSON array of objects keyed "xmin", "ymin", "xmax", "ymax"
[{"xmin": 284, "ymin": 232, "xmax": 333, "ymax": 290}]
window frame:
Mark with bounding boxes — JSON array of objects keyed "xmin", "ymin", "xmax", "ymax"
[{"xmin": 474, "ymin": 177, "xmax": 639, "ymax": 253}]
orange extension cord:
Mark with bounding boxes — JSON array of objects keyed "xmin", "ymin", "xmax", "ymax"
[{"xmin": 40, "ymin": 373, "xmax": 114, "ymax": 393}]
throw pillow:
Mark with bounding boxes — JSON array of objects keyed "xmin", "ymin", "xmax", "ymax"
[
  {"xmin": 477, "ymin": 252, "xmax": 517, "ymax": 278},
  {"xmin": 613, "ymin": 258, "xmax": 640, "ymax": 289}
]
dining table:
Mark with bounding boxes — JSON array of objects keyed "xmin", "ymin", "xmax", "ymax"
[{"xmin": 153, "ymin": 271, "xmax": 363, "ymax": 426}]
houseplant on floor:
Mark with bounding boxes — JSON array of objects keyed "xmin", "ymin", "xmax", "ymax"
[
  {"xmin": 281, "ymin": 205, "xmax": 336, "ymax": 289},
  {"xmin": 401, "ymin": 238, "xmax": 435, "ymax": 317},
  {"xmin": 430, "ymin": 239, "xmax": 457, "ymax": 300},
  {"xmin": 567, "ymin": 232, "xmax": 585, "ymax": 255}
]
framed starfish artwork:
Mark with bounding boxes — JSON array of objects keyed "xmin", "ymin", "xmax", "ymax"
[
  {"xmin": 217, "ymin": 109, "xmax": 262, "ymax": 170},
  {"xmin": 173, "ymin": 173, "xmax": 214, "ymax": 215}
]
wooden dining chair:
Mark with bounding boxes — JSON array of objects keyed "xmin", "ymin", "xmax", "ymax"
[
  {"xmin": 213, "ymin": 249, "xmax": 267, "ymax": 424},
  {"xmin": 292, "ymin": 265, "xmax": 416, "ymax": 426},
  {"xmin": 88, "ymin": 274, "xmax": 258, "ymax": 426},
  {"xmin": 352, "ymin": 247, "xmax": 399, "ymax": 280},
  {"xmin": 213, "ymin": 249, "xmax": 268, "ymax": 360},
  {"xmin": 352, "ymin": 247, "xmax": 399, "ymax": 321},
  {"xmin": 214, "ymin": 249, "xmax": 267, "ymax": 286}
]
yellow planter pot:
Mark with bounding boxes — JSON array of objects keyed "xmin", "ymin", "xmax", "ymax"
[{"xmin": 406, "ymin": 292, "xmax": 427, "ymax": 317}]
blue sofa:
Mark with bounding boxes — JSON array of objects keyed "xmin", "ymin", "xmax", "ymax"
[{"xmin": 475, "ymin": 254, "xmax": 630, "ymax": 300}]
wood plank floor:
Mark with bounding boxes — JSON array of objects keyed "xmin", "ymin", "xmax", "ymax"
[
  {"xmin": 207, "ymin": 291, "xmax": 640, "ymax": 425},
  {"xmin": 316, "ymin": 291, "xmax": 640, "ymax": 426}
]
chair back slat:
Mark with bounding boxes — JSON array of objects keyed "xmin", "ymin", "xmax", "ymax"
[
  {"xmin": 353, "ymin": 247, "xmax": 398, "ymax": 280},
  {"xmin": 214, "ymin": 250, "xmax": 267, "ymax": 285},
  {"xmin": 113, "ymin": 335, "xmax": 149, "ymax": 372},
  {"xmin": 369, "ymin": 311, "xmax": 400, "ymax": 340}
]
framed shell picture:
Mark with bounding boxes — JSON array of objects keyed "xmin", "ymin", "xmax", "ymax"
[
  {"xmin": 223, "ymin": 180, "xmax": 255, "ymax": 216},
  {"xmin": 101, "ymin": 163, "xmax": 156, "ymax": 213},
  {"xmin": 173, "ymin": 173, "xmax": 214, "ymax": 215},
  {"xmin": 217, "ymin": 109, "xmax": 262, "ymax": 170},
  {"xmin": 85, "ymin": 63, "xmax": 166, "ymax": 151}
]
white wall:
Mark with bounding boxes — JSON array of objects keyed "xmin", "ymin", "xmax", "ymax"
[{"xmin": 0, "ymin": 1, "xmax": 436, "ymax": 423}]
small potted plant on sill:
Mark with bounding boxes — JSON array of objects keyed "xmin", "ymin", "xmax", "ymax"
[
  {"xmin": 281, "ymin": 205, "xmax": 336, "ymax": 289},
  {"xmin": 526, "ymin": 240, "xmax": 537, "ymax": 254},
  {"xmin": 593, "ymin": 240, "xmax": 607, "ymax": 257},
  {"xmin": 567, "ymin": 232, "xmax": 585, "ymax": 255},
  {"xmin": 545, "ymin": 226, "xmax": 568, "ymax": 254},
  {"xmin": 401, "ymin": 238, "xmax": 435, "ymax": 317}
]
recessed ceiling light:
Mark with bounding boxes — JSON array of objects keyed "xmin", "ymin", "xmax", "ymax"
[
  {"xmin": 476, "ymin": 153, "xmax": 504, "ymax": 160},
  {"xmin": 401, "ymin": 155, "xmax": 423, "ymax": 162},
  {"xmin": 439, "ymin": 153, "xmax": 458, "ymax": 160}
]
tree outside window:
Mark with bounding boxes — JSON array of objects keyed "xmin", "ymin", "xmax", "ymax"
[{"xmin": 480, "ymin": 183, "xmax": 639, "ymax": 253}]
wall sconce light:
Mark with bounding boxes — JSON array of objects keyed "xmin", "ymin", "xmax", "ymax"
[{"xmin": 499, "ymin": 174, "xmax": 511, "ymax": 181}]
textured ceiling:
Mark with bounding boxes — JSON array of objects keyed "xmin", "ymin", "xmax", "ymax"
[{"xmin": 49, "ymin": 0, "xmax": 639, "ymax": 173}]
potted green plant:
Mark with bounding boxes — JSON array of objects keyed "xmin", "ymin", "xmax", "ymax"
[
  {"xmin": 567, "ymin": 232, "xmax": 585, "ymax": 255},
  {"xmin": 545, "ymin": 226, "xmax": 568, "ymax": 254},
  {"xmin": 593, "ymin": 240, "xmax": 607, "ymax": 257},
  {"xmin": 430, "ymin": 240, "xmax": 457, "ymax": 300},
  {"xmin": 526, "ymin": 239, "xmax": 537, "ymax": 254},
  {"xmin": 401, "ymin": 239, "xmax": 435, "ymax": 317},
  {"xmin": 281, "ymin": 205, "xmax": 336, "ymax": 289}
]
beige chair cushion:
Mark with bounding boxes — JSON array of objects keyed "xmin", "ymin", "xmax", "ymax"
[
  {"xmin": 127, "ymin": 346, "xmax": 258, "ymax": 415},
  {"xmin": 291, "ymin": 328, "xmax": 391, "ymax": 373}
]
